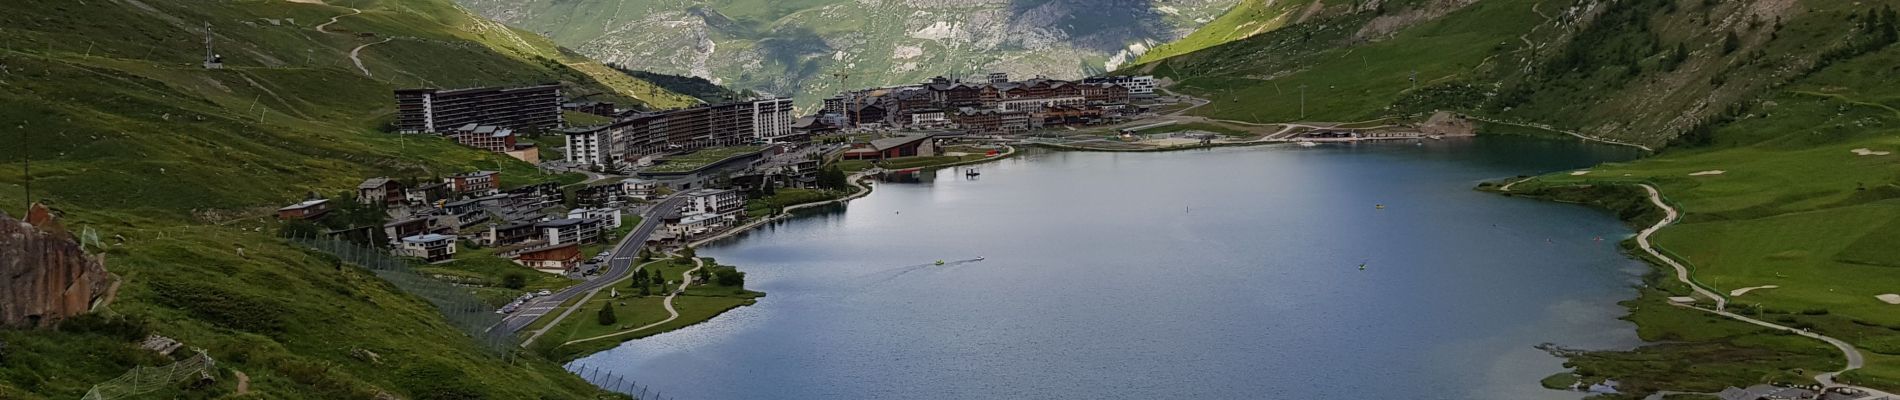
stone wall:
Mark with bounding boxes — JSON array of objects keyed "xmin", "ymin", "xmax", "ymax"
[{"xmin": 0, "ymin": 204, "xmax": 116, "ymax": 329}]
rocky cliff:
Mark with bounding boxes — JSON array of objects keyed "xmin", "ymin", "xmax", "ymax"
[{"xmin": 0, "ymin": 204, "xmax": 116, "ymax": 329}]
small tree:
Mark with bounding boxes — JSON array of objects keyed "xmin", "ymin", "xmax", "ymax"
[
  {"xmin": 1722, "ymin": 31, "xmax": 1741, "ymax": 55},
  {"xmin": 639, "ymin": 285, "xmax": 651, "ymax": 297},
  {"xmin": 502, "ymin": 273, "xmax": 528, "ymax": 290},
  {"xmin": 716, "ymin": 269, "xmax": 745, "ymax": 287},
  {"xmin": 596, "ymin": 303, "xmax": 618, "ymax": 326}
]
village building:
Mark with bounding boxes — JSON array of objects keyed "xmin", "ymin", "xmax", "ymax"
[
  {"xmin": 681, "ymin": 188, "xmax": 746, "ymax": 218},
  {"xmin": 561, "ymin": 100, "xmax": 616, "ymax": 117},
  {"xmin": 561, "ymin": 97, "xmax": 795, "ymax": 169},
  {"xmin": 397, "ymin": 233, "xmax": 457, "ymax": 263},
  {"xmin": 485, "ymin": 221, "xmax": 542, "ymax": 247},
  {"xmin": 538, "ymin": 218, "xmax": 604, "ymax": 246},
  {"xmin": 394, "ymin": 84, "xmax": 563, "ymax": 133},
  {"xmin": 567, "ymin": 208, "xmax": 624, "ymax": 229},
  {"xmin": 405, "ymin": 182, "xmax": 451, "ymax": 205},
  {"xmin": 513, "ymin": 243, "xmax": 582, "ymax": 274},
  {"xmin": 621, "ymin": 178, "xmax": 661, "ymax": 201},
  {"xmin": 382, "ymin": 217, "xmax": 436, "ymax": 246},
  {"xmin": 276, "ymin": 199, "xmax": 330, "ymax": 220},
  {"xmin": 356, "ymin": 177, "xmax": 404, "ymax": 206},
  {"xmin": 445, "ymin": 171, "xmax": 500, "ymax": 196}
]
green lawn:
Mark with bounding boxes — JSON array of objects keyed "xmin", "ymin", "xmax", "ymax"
[
  {"xmin": 746, "ymin": 188, "xmax": 844, "ymax": 219},
  {"xmin": 532, "ymin": 258, "xmax": 763, "ymax": 361},
  {"xmin": 647, "ymin": 146, "xmax": 765, "ymax": 173}
]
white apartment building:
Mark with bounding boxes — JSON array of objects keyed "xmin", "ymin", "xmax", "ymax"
[
  {"xmin": 752, "ymin": 97, "xmax": 796, "ymax": 143},
  {"xmin": 564, "ymin": 127, "xmax": 615, "ymax": 168}
]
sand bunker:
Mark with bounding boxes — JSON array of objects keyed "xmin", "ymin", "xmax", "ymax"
[
  {"xmin": 1688, "ymin": 170, "xmax": 1726, "ymax": 176},
  {"xmin": 1730, "ymin": 285, "xmax": 1779, "ymax": 297},
  {"xmin": 1570, "ymin": 170, "xmax": 1591, "ymax": 176},
  {"xmin": 1852, "ymin": 148, "xmax": 1891, "ymax": 156},
  {"xmin": 1879, "ymin": 294, "xmax": 1900, "ymax": 305}
]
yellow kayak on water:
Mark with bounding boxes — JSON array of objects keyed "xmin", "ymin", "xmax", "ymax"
[{"xmin": 935, "ymin": 260, "xmax": 945, "ymax": 265}]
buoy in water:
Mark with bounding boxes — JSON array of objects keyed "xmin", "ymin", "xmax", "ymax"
[{"xmin": 1375, "ymin": 204, "xmax": 1386, "ymax": 209}]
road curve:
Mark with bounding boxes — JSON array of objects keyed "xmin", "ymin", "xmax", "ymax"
[
  {"xmin": 1635, "ymin": 184, "xmax": 1728, "ymax": 310},
  {"xmin": 497, "ymin": 196, "xmax": 688, "ymax": 339}
]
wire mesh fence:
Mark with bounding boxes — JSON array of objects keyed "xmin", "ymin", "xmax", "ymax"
[
  {"xmin": 569, "ymin": 363, "xmax": 675, "ymax": 400},
  {"xmin": 289, "ymin": 235, "xmax": 517, "ymax": 355},
  {"xmin": 290, "ymin": 235, "xmax": 677, "ymax": 398},
  {"xmin": 81, "ymin": 351, "xmax": 216, "ymax": 400}
]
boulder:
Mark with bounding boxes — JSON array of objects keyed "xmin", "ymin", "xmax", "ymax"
[{"xmin": 0, "ymin": 203, "xmax": 118, "ymax": 328}]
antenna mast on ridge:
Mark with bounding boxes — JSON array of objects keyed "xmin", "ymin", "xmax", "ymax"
[{"xmin": 202, "ymin": 22, "xmax": 223, "ymax": 70}]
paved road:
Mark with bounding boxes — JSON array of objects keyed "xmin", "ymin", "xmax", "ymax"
[
  {"xmin": 315, "ymin": 7, "xmax": 359, "ymax": 34},
  {"xmin": 494, "ymin": 196, "xmax": 687, "ymax": 336}
]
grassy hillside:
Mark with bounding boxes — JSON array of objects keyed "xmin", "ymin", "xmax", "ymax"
[
  {"xmin": 610, "ymin": 67, "xmax": 744, "ymax": 104},
  {"xmin": 1134, "ymin": 0, "xmax": 1900, "ymax": 395},
  {"xmin": 1130, "ymin": 0, "xmax": 1892, "ymax": 148},
  {"xmin": 1133, "ymin": 0, "xmax": 1324, "ymax": 64},
  {"xmin": 0, "ymin": 0, "xmax": 697, "ymax": 398}
]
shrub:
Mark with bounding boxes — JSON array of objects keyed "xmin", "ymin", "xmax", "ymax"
[
  {"xmin": 501, "ymin": 273, "xmax": 527, "ymax": 290},
  {"xmin": 716, "ymin": 269, "xmax": 745, "ymax": 287},
  {"xmin": 596, "ymin": 304, "xmax": 617, "ymax": 326}
]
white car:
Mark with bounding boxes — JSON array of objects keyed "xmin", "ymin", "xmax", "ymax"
[{"xmin": 537, "ymin": 290, "xmax": 552, "ymax": 296}]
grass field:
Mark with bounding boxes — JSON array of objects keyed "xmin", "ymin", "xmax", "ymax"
[
  {"xmin": 1498, "ymin": 44, "xmax": 1900, "ymax": 391},
  {"xmin": 531, "ymin": 257, "xmax": 763, "ymax": 361},
  {"xmin": 0, "ymin": 0, "xmax": 700, "ymax": 397}
]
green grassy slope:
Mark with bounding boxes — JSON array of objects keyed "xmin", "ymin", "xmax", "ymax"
[
  {"xmin": 0, "ymin": 0, "xmax": 695, "ymax": 398},
  {"xmin": 1130, "ymin": 0, "xmax": 1888, "ymax": 148},
  {"xmin": 1134, "ymin": 0, "xmax": 1900, "ymax": 395},
  {"xmin": 1133, "ymin": 0, "xmax": 1323, "ymax": 64}
]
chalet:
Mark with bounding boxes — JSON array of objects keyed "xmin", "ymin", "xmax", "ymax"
[
  {"xmin": 667, "ymin": 212, "xmax": 725, "ymax": 238},
  {"xmin": 513, "ymin": 243, "xmax": 582, "ymax": 274},
  {"xmin": 356, "ymin": 177, "xmax": 404, "ymax": 206},
  {"xmin": 845, "ymin": 135, "xmax": 925, "ymax": 160},
  {"xmin": 276, "ymin": 199, "xmax": 330, "ymax": 220},
  {"xmin": 397, "ymin": 233, "xmax": 457, "ymax": 263}
]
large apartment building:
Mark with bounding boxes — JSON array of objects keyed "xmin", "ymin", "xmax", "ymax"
[
  {"xmin": 561, "ymin": 97, "xmax": 796, "ymax": 168},
  {"xmin": 394, "ymin": 84, "xmax": 563, "ymax": 133}
]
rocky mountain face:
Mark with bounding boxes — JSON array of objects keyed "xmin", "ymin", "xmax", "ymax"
[
  {"xmin": 456, "ymin": 0, "xmax": 1240, "ymax": 108},
  {"xmin": 0, "ymin": 204, "xmax": 116, "ymax": 329}
]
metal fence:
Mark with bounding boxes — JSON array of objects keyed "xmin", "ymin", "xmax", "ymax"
[
  {"xmin": 81, "ymin": 351, "xmax": 216, "ymax": 400},
  {"xmin": 570, "ymin": 363, "xmax": 676, "ymax": 400},
  {"xmin": 291, "ymin": 235, "xmax": 677, "ymax": 398},
  {"xmin": 289, "ymin": 235, "xmax": 517, "ymax": 355}
]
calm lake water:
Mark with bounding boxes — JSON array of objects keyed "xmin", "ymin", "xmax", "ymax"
[{"xmin": 572, "ymin": 136, "xmax": 1652, "ymax": 399}]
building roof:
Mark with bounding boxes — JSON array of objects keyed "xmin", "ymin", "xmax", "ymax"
[
  {"xmin": 869, "ymin": 134, "xmax": 932, "ymax": 151},
  {"xmin": 358, "ymin": 177, "xmax": 392, "ymax": 189},
  {"xmin": 536, "ymin": 218, "xmax": 587, "ymax": 228},
  {"xmin": 684, "ymin": 188, "xmax": 735, "ymax": 197},
  {"xmin": 515, "ymin": 243, "xmax": 580, "ymax": 261},
  {"xmin": 401, "ymin": 233, "xmax": 455, "ymax": 243},
  {"xmin": 278, "ymin": 199, "xmax": 328, "ymax": 211},
  {"xmin": 679, "ymin": 213, "xmax": 720, "ymax": 224}
]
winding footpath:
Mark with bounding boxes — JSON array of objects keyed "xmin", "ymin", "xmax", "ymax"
[
  {"xmin": 563, "ymin": 256, "xmax": 705, "ymax": 345},
  {"xmin": 314, "ymin": 7, "xmax": 359, "ymax": 34},
  {"xmin": 1536, "ymin": 181, "xmax": 1892, "ymax": 397},
  {"xmin": 348, "ymin": 38, "xmax": 390, "ymax": 77},
  {"xmin": 1646, "ymin": 182, "xmax": 1889, "ymax": 397}
]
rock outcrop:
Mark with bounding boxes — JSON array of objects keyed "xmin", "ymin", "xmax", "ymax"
[{"xmin": 0, "ymin": 204, "xmax": 117, "ymax": 329}]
